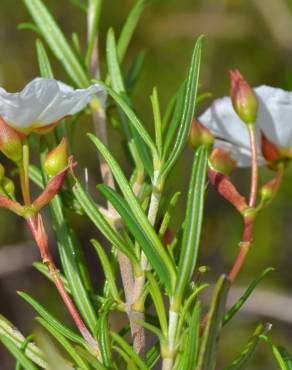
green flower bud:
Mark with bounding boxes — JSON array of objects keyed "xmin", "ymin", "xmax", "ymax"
[
  {"xmin": 2, "ymin": 177, "xmax": 15, "ymax": 197},
  {"xmin": 44, "ymin": 138, "xmax": 68, "ymax": 177},
  {"xmin": 230, "ymin": 69, "xmax": 258, "ymax": 125},
  {"xmin": 189, "ymin": 119, "xmax": 214, "ymax": 150},
  {"xmin": 0, "ymin": 117, "xmax": 23, "ymax": 162}
]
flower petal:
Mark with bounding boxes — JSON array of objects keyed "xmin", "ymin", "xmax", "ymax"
[
  {"xmin": 255, "ymin": 85, "xmax": 292, "ymax": 148},
  {"xmin": 0, "ymin": 78, "xmax": 106, "ymax": 133},
  {"xmin": 198, "ymin": 96, "xmax": 263, "ymax": 166}
]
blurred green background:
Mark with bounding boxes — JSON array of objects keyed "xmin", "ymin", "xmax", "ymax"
[{"xmin": 1, "ymin": 0, "xmax": 292, "ymax": 368}]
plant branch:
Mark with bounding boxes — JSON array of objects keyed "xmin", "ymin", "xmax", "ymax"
[{"xmin": 26, "ymin": 216, "xmax": 101, "ymax": 357}]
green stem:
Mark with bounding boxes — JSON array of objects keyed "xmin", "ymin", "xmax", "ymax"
[
  {"xmin": 247, "ymin": 125, "xmax": 258, "ymax": 208},
  {"xmin": 18, "ymin": 140, "xmax": 31, "ymax": 206},
  {"xmin": 131, "ymin": 169, "xmax": 162, "ymax": 357}
]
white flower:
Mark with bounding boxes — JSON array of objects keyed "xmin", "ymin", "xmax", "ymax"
[
  {"xmin": 0, "ymin": 78, "xmax": 106, "ymax": 134},
  {"xmin": 199, "ymin": 85, "xmax": 292, "ymax": 167}
]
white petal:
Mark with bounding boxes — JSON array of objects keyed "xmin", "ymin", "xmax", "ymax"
[
  {"xmin": 198, "ymin": 96, "xmax": 263, "ymax": 167},
  {"xmin": 255, "ymin": 85, "xmax": 292, "ymax": 148},
  {"xmin": 0, "ymin": 78, "xmax": 106, "ymax": 132}
]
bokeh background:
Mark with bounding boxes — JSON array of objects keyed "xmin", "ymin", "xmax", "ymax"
[{"xmin": 1, "ymin": 0, "xmax": 292, "ymax": 368}]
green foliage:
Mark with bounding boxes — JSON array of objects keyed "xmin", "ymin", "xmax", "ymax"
[{"xmin": 0, "ymin": 0, "xmax": 286, "ymax": 369}]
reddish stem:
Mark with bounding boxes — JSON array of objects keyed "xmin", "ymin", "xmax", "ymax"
[
  {"xmin": 26, "ymin": 216, "xmax": 100, "ymax": 354},
  {"xmin": 228, "ymin": 216, "xmax": 254, "ymax": 283}
]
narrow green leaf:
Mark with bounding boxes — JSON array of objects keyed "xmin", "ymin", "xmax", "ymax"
[
  {"xmin": 18, "ymin": 292, "xmax": 86, "ymax": 347},
  {"xmin": 88, "ymin": 133, "xmax": 176, "ymax": 291},
  {"xmin": 36, "ymin": 317, "xmax": 89, "ymax": 369},
  {"xmin": 162, "ymin": 36, "xmax": 203, "ymax": 179},
  {"xmin": 0, "ymin": 315, "xmax": 48, "ymax": 369},
  {"xmin": 98, "ymin": 184, "xmax": 174, "ymax": 291},
  {"xmin": 36, "ymin": 39, "xmax": 54, "ymax": 79},
  {"xmin": 104, "ymin": 87, "xmax": 158, "ymax": 159},
  {"xmin": 197, "ymin": 275, "xmax": 230, "ymax": 370},
  {"xmin": 29, "ymin": 165, "xmax": 43, "ymax": 188},
  {"xmin": 125, "ymin": 50, "xmax": 146, "ymax": 92},
  {"xmin": 49, "ymin": 195, "xmax": 98, "ymax": 331},
  {"xmin": 117, "ymin": 0, "xmax": 147, "ymax": 62},
  {"xmin": 97, "ymin": 312, "xmax": 112, "ymax": 367},
  {"xmin": 75, "ymin": 345, "xmax": 108, "ymax": 370},
  {"xmin": 276, "ymin": 347, "xmax": 292, "ymax": 370},
  {"xmin": 223, "ymin": 323, "xmax": 271, "ymax": 370},
  {"xmin": 106, "ymin": 28, "xmax": 152, "ymax": 174},
  {"xmin": 0, "ymin": 335, "xmax": 38, "ymax": 370},
  {"xmin": 23, "ymin": 0, "xmax": 89, "ymax": 87},
  {"xmin": 15, "ymin": 335, "xmax": 35, "ymax": 370},
  {"xmin": 146, "ymin": 343, "xmax": 160, "ymax": 369},
  {"xmin": 158, "ymin": 192, "xmax": 180, "ymax": 240},
  {"xmin": 146, "ymin": 273, "xmax": 168, "ymax": 337},
  {"xmin": 174, "ymin": 146, "xmax": 208, "ymax": 308},
  {"xmin": 111, "ymin": 332, "xmax": 148, "ymax": 370},
  {"xmin": 150, "ymin": 87, "xmax": 163, "ymax": 157},
  {"xmin": 85, "ymin": 0, "xmax": 103, "ymax": 68},
  {"xmin": 163, "ymin": 81, "xmax": 185, "ymax": 156},
  {"xmin": 176, "ymin": 284, "xmax": 209, "ymax": 341},
  {"xmin": 262, "ymin": 336, "xmax": 292, "ymax": 370},
  {"xmin": 91, "ymin": 239, "xmax": 121, "ymax": 302},
  {"xmin": 72, "ymin": 177, "xmax": 138, "ymax": 266},
  {"xmin": 18, "ymin": 22, "xmax": 40, "ymax": 34},
  {"xmin": 224, "ymin": 267, "xmax": 274, "ymax": 326},
  {"xmin": 180, "ymin": 302, "xmax": 201, "ymax": 370}
]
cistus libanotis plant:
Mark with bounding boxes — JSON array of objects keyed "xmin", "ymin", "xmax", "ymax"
[{"xmin": 0, "ymin": 1, "xmax": 291, "ymax": 370}]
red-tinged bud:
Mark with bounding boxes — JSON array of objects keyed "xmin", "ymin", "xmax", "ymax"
[
  {"xmin": 44, "ymin": 138, "xmax": 68, "ymax": 177},
  {"xmin": 0, "ymin": 117, "xmax": 23, "ymax": 162},
  {"xmin": 229, "ymin": 69, "xmax": 258, "ymax": 125},
  {"xmin": 208, "ymin": 167, "xmax": 248, "ymax": 213},
  {"xmin": 33, "ymin": 165, "xmax": 69, "ymax": 212},
  {"xmin": 189, "ymin": 119, "xmax": 214, "ymax": 149},
  {"xmin": 261, "ymin": 132, "xmax": 281, "ymax": 164},
  {"xmin": 209, "ymin": 148, "xmax": 237, "ymax": 176}
]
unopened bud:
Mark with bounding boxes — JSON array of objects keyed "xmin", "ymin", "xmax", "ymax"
[
  {"xmin": 260, "ymin": 184, "xmax": 273, "ymax": 203},
  {"xmin": 44, "ymin": 138, "xmax": 68, "ymax": 177},
  {"xmin": 261, "ymin": 132, "xmax": 280, "ymax": 162},
  {"xmin": 2, "ymin": 177, "xmax": 15, "ymax": 197},
  {"xmin": 189, "ymin": 119, "xmax": 214, "ymax": 149},
  {"xmin": 229, "ymin": 69, "xmax": 258, "ymax": 125},
  {"xmin": 0, "ymin": 117, "xmax": 23, "ymax": 162},
  {"xmin": 209, "ymin": 147, "xmax": 237, "ymax": 176}
]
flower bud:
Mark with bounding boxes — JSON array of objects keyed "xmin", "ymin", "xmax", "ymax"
[
  {"xmin": 208, "ymin": 167, "xmax": 248, "ymax": 213},
  {"xmin": 2, "ymin": 177, "xmax": 15, "ymax": 198},
  {"xmin": 189, "ymin": 119, "xmax": 214, "ymax": 149},
  {"xmin": 44, "ymin": 138, "xmax": 68, "ymax": 177},
  {"xmin": 209, "ymin": 148, "xmax": 237, "ymax": 176},
  {"xmin": 261, "ymin": 132, "xmax": 281, "ymax": 165},
  {"xmin": 229, "ymin": 69, "xmax": 258, "ymax": 125},
  {"xmin": 0, "ymin": 117, "xmax": 23, "ymax": 162},
  {"xmin": 260, "ymin": 184, "xmax": 273, "ymax": 203}
]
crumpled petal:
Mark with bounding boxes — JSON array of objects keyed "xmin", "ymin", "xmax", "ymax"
[
  {"xmin": 0, "ymin": 78, "xmax": 106, "ymax": 133},
  {"xmin": 199, "ymin": 85, "xmax": 292, "ymax": 167}
]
